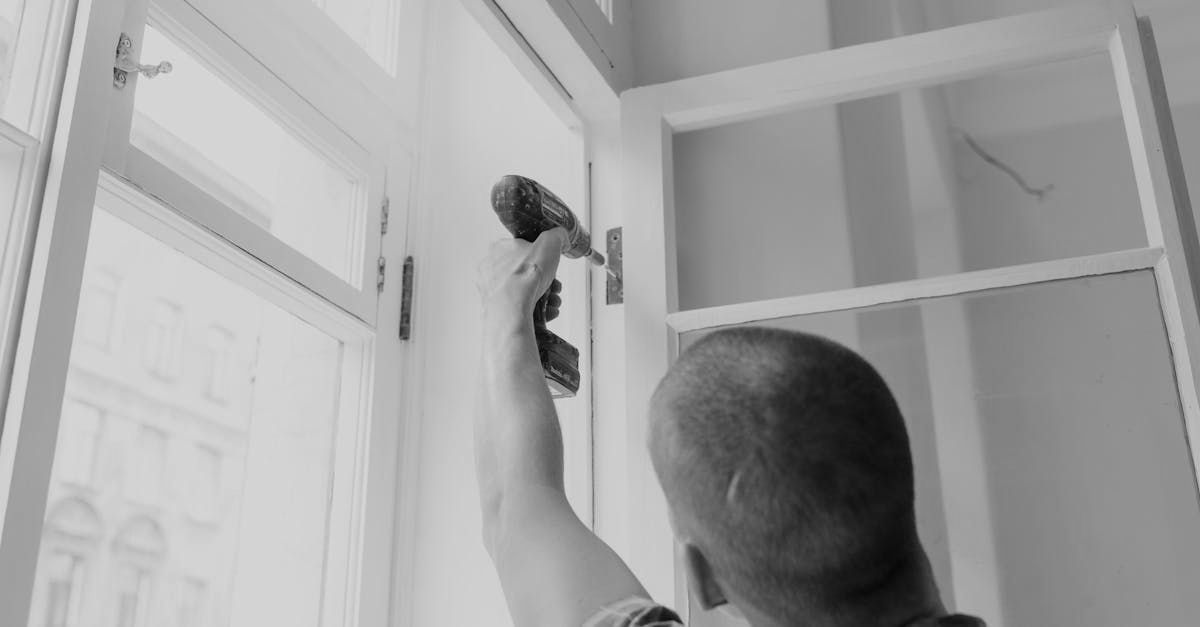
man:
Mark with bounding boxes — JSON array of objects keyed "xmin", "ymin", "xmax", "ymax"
[{"xmin": 475, "ymin": 229, "xmax": 985, "ymax": 626}]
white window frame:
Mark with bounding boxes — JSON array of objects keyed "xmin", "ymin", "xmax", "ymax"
[
  {"xmin": 0, "ymin": 0, "xmax": 426, "ymax": 626},
  {"xmin": 0, "ymin": 0, "xmax": 79, "ymax": 414},
  {"xmin": 619, "ymin": 1, "xmax": 1200, "ymax": 614}
]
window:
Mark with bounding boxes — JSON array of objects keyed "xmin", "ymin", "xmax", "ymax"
[
  {"xmin": 131, "ymin": 24, "xmax": 369, "ymax": 285},
  {"xmin": 0, "ymin": 0, "xmax": 73, "ymax": 398},
  {"xmin": 127, "ymin": 426, "xmax": 166, "ymax": 505},
  {"xmin": 202, "ymin": 326, "xmax": 235, "ymax": 402},
  {"xmin": 40, "ymin": 553, "xmax": 84, "ymax": 627},
  {"xmin": 176, "ymin": 578, "xmax": 207, "ymax": 627},
  {"xmin": 114, "ymin": 566, "xmax": 152, "ymax": 627},
  {"xmin": 189, "ymin": 444, "xmax": 221, "ymax": 521},
  {"xmin": 54, "ymin": 400, "xmax": 102, "ymax": 486},
  {"xmin": 311, "ymin": 0, "xmax": 401, "ymax": 73},
  {"xmin": 4, "ymin": 0, "xmax": 417, "ymax": 624},
  {"xmin": 142, "ymin": 299, "xmax": 181, "ymax": 379},
  {"xmin": 75, "ymin": 270, "xmax": 119, "ymax": 348}
]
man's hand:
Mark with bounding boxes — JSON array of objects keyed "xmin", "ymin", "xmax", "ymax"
[
  {"xmin": 476, "ymin": 228, "xmax": 566, "ymax": 323},
  {"xmin": 474, "ymin": 227, "xmax": 649, "ymax": 626}
]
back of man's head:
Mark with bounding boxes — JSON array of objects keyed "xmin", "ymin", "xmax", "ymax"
[{"xmin": 648, "ymin": 327, "xmax": 928, "ymax": 624}]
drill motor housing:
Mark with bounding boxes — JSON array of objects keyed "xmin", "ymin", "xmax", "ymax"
[{"xmin": 491, "ymin": 175, "xmax": 589, "ymax": 398}]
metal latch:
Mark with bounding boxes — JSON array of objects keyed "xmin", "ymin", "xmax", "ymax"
[
  {"xmin": 377, "ymin": 256, "xmax": 386, "ymax": 292},
  {"xmin": 605, "ymin": 227, "xmax": 623, "ymax": 305},
  {"xmin": 114, "ymin": 33, "xmax": 173, "ymax": 89}
]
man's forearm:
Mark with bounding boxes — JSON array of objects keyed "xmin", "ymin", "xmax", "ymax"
[{"xmin": 476, "ymin": 309, "xmax": 567, "ymax": 534}]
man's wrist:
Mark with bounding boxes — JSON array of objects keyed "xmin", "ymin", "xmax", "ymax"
[{"xmin": 482, "ymin": 304, "xmax": 532, "ymax": 336}]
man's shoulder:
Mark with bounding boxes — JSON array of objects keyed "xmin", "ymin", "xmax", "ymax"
[{"xmin": 584, "ymin": 597, "xmax": 683, "ymax": 627}]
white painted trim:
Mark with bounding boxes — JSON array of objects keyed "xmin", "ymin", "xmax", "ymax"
[
  {"xmin": 0, "ymin": 122, "xmax": 44, "ymax": 408},
  {"xmin": 1107, "ymin": 3, "xmax": 1200, "ymax": 494},
  {"xmin": 632, "ymin": 6, "xmax": 1116, "ymax": 133},
  {"xmin": 459, "ymin": 0, "xmax": 621, "ymax": 126},
  {"xmin": 666, "ymin": 248, "xmax": 1164, "ymax": 333},
  {"xmin": 97, "ymin": 170, "xmax": 374, "ymax": 338},
  {"xmin": 178, "ymin": 0, "xmax": 420, "ymax": 154},
  {"xmin": 0, "ymin": 0, "xmax": 127, "ymax": 623},
  {"xmin": 620, "ymin": 92, "xmax": 679, "ymax": 605},
  {"xmin": 121, "ymin": 149, "xmax": 378, "ymax": 325},
  {"xmin": 142, "ymin": 0, "xmax": 378, "ymax": 177}
]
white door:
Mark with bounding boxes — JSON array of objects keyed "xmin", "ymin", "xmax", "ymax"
[
  {"xmin": 0, "ymin": 0, "xmax": 422, "ymax": 625},
  {"xmin": 620, "ymin": 3, "xmax": 1200, "ymax": 625}
]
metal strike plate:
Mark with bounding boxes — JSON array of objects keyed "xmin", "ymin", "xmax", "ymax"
[
  {"xmin": 605, "ymin": 227, "xmax": 623, "ymax": 305},
  {"xmin": 399, "ymin": 256, "xmax": 415, "ymax": 340}
]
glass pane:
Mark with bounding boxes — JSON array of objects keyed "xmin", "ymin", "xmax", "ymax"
[
  {"xmin": 680, "ymin": 272, "xmax": 1200, "ymax": 626},
  {"xmin": 0, "ymin": 0, "xmax": 71, "ymax": 133},
  {"xmin": 312, "ymin": 0, "xmax": 399, "ymax": 73},
  {"xmin": 131, "ymin": 25, "xmax": 368, "ymax": 285},
  {"xmin": 672, "ymin": 53, "xmax": 1145, "ymax": 310},
  {"xmin": 27, "ymin": 208, "xmax": 351, "ymax": 627}
]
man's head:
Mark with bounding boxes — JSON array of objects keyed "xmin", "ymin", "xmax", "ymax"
[{"xmin": 648, "ymin": 327, "xmax": 933, "ymax": 625}]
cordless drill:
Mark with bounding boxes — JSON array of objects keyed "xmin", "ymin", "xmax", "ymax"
[{"xmin": 491, "ymin": 175, "xmax": 605, "ymax": 398}]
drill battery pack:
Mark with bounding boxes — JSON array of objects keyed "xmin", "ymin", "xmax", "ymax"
[{"xmin": 535, "ymin": 327, "xmax": 580, "ymax": 398}]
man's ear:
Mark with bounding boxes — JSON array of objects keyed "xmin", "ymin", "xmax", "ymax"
[{"xmin": 682, "ymin": 543, "xmax": 728, "ymax": 610}]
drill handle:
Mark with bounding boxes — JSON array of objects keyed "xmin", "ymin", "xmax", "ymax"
[{"xmin": 532, "ymin": 278, "xmax": 563, "ymax": 329}]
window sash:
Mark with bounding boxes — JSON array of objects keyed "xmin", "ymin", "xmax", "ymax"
[{"xmin": 0, "ymin": 0, "xmax": 414, "ymax": 625}]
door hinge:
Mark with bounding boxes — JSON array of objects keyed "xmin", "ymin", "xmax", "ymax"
[
  {"xmin": 399, "ymin": 256, "xmax": 415, "ymax": 340},
  {"xmin": 377, "ymin": 256, "xmax": 386, "ymax": 291},
  {"xmin": 605, "ymin": 227, "xmax": 623, "ymax": 305},
  {"xmin": 380, "ymin": 196, "xmax": 390, "ymax": 235}
]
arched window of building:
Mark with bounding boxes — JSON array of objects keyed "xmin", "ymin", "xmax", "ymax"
[
  {"xmin": 36, "ymin": 498, "xmax": 103, "ymax": 627},
  {"xmin": 112, "ymin": 517, "xmax": 167, "ymax": 627}
]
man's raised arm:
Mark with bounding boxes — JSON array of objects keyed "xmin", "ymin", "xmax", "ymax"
[{"xmin": 474, "ymin": 228, "xmax": 648, "ymax": 626}]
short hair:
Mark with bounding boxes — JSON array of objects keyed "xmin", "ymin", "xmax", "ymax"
[{"xmin": 649, "ymin": 327, "xmax": 920, "ymax": 622}]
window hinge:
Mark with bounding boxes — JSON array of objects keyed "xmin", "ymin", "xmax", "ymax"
[
  {"xmin": 380, "ymin": 196, "xmax": 390, "ymax": 235},
  {"xmin": 377, "ymin": 256, "xmax": 386, "ymax": 292},
  {"xmin": 114, "ymin": 32, "xmax": 173, "ymax": 89},
  {"xmin": 399, "ymin": 256, "xmax": 415, "ymax": 340}
]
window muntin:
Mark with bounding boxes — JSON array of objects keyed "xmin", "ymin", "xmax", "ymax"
[{"xmin": 131, "ymin": 24, "xmax": 369, "ymax": 286}]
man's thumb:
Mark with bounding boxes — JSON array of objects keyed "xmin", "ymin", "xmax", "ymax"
[{"xmin": 532, "ymin": 227, "xmax": 567, "ymax": 264}]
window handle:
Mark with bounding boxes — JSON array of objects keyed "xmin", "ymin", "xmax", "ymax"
[{"xmin": 114, "ymin": 33, "xmax": 173, "ymax": 89}]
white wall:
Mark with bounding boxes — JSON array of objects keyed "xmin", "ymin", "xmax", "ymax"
[{"xmin": 402, "ymin": 2, "xmax": 589, "ymax": 625}]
